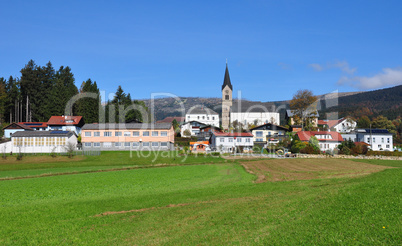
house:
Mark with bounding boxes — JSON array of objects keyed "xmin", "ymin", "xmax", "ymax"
[
  {"xmin": 221, "ymin": 63, "xmax": 279, "ymax": 130},
  {"xmin": 18, "ymin": 122, "xmax": 48, "ymax": 131},
  {"xmin": 297, "ymin": 131, "xmax": 343, "ymax": 152},
  {"xmin": 180, "ymin": 121, "xmax": 208, "ymax": 137},
  {"xmin": 197, "ymin": 125, "xmax": 222, "ymax": 141},
  {"xmin": 190, "ymin": 141, "xmax": 210, "ymax": 152},
  {"xmin": 342, "ymin": 129, "xmax": 393, "ymax": 151},
  {"xmin": 286, "ymin": 109, "xmax": 319, "ymax": 127},
  {"xmin": 3, "ymin": 123, "xmax": 34, "ymax": 138},
  {"xmin": 156, "ymin": 116, "xmax": 185, "ymax": 124},
  {"xmin": 318, "ymin": 118, "xmax": 356, "ymax": 133},
  {"xmin": 47, "ymin": 116, "xmax": 84, "ymax": 135},
  {"xmin": 185, "ymin": 106, "xmax": 219, "ymax": 127},
  {"xmin": 210, "ymin": 132, "xmax": 254, "ymax": 153},
  {"xmin": 81, "ymin": 123, "xmax": 174, "ymax": 151},
  {"xmin": 10, "ymin": 130, "xmax": 77, "ymax": 153},
  {"xmin": 250, "ymin": 123, "xmax": 289, "ymax": 144}
]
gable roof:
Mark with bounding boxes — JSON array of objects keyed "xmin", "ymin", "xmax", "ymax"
[
  {"xmin": 3, "ymin": 123, "xmax": 34, "ymax": 131},
  {"xmin": 297, "ymin": 131, "xmax": 344, "ymax": 142},
  {"xmin": 213, "ymin": 132, "xmax": 253, "ymax": 137},
  {"xmin": 318, "ymin": 118, "xmax": 351, "ymax": 128},
  {"xmin": 250, "ymin": 123, "xmax": 289, "ymax": 131},
  {"xmin": 222, "ymin": 63, "xmax": 233, "ymax": 91},
  {"xmin": 47, "ymin": 116, "xmax": 84, "ymax": 126},
  {"xmin": 19, "ymin": 122, "xmax": 48, "ymax": 128}
]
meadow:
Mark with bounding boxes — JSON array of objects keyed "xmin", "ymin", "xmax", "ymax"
[{"xmin": 0, "ymin": 152, "xmax": 400, "ymax": 245}]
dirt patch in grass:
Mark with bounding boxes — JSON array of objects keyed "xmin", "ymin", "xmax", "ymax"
[
  {"xmin": 0, "ymin": 155, "xmax": 86, "ymax": 165},
  {"xmin": 241, "ymin": 158, "xmax": 394, "ymax": 183}
]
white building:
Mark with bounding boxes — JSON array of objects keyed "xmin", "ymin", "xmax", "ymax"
[
  {"xmin": 231, "ymin": 111, "xmax": 280, "ymax": 128},
  {"xmin": 185, "ymin": 107, "xmax": 219, "ymax": 127},
  {"xmin": 210, "ymin": 132, "xmax": 254, "ymax": 153},
  {"xmin": 318, "ymin": 118, "xmax": 357, "ymax": 133},
  {"xmin": 297, "ymin": 131, "xmax": 344, "ymax": 152},
  {"xmin": 3, "ymin": 123, "xmax": 34, "ymax": 138},
  {"xmin": 342, "ymin": 129, "xmax": 393, "ymax": 151},
  {"xmin": 180, "ymin": 121, "xmax": 208, "ymax": 137},
  {"xmin": 9, "ymin": 131, "xmax": 77, "ymax": 153}
]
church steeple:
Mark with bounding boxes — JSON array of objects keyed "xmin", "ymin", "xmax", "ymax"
[{"xmin": 222, "ymin": 63, "xmax": 233, "ymax": 91}]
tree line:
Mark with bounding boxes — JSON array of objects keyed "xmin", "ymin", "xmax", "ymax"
[{"xmin": 0, "ymin": 60, "xmax": 148, "ymax": 131}]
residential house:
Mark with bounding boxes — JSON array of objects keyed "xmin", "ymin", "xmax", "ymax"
[
  {"xmin": 318, "ymin": 118, "xmax": 356, "ymax": 133},
  {"xmin": 180, "ymin": 121, "xmax": 208, "ymax": 137},
  {"xmin": 297, "ymin": 131, "xmax": 343, "ymax": 152},
  {"xmin": 190, "ymin": 141, "xmax": 210, "ymax": 152},
  {"xmin": 47, "ymin": 116, "xmax": 84, "ymax": 135},
  {"xmin": 10, "ymin": 131, "xmax": 77, "ymax": 153},
  {"xmin": 3, "ymin": 123, "xmax": 34, "ymax": 138},
  {"xmin": 210, "ymin": 132, "xmax": 254, "ymax": 153},
  {"xmin": 185, "ymin": 106, "xmax": 219, "ymax": 127},
  {"xmin": 18, "ymin": 122, "xmax": 48, "ymax": 131},
  {"xmin": 250, "ymin": 123, "xmax": 289, "ymax": 145},
  {"xmin": 342, "ymin": 129, "xmax": 393, "ymax": 151},
  {"xmin": 81, "ymin": 123, "xmax": 174, "ymax": 151},
  {"xmin": 197, "ymin": 125, "xmax": 222, "ymax": 141}
]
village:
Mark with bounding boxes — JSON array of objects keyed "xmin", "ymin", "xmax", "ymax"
[{"xmin": 1, "ymin": 64, "xmax": 396, "ymax": 156}]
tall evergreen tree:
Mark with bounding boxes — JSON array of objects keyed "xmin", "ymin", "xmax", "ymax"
[
  {"xmin": 53, "ymin": 66, "xmax": 78, "ymax": 116},
  {"xmin": 75, "ymin": 79, "xmax": 100, "ymax": 123},
  {"xmin": 0, "ymin": 78, "xmax": 7, "ymax": 125},
  {"xmin": 5, "ymin": 76, "xmax": 20, "ymax": 123}
]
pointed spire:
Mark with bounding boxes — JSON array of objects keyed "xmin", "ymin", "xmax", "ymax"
[{"xmin": 222, "ymin": 62, "xmax": 233, "ymax": 91}]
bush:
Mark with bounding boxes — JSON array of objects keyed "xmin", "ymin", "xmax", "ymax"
[
  {"xmin": 366, "ymin": 151, "xmax": 402, "ymax": 157},
  {"xmin": 300, "ymin": 145, "xmax": 320, "ymax": 154},
  {"xmin": 16, "ymin": 153, "xmax": 23, "ymax": 161},
  {"xmin": 340, "ymin": 146, "xmax": 351, "ymax": 155}
]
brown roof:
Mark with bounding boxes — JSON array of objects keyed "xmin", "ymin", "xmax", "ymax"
[
  {"xmin": 297, "ymin": 131, "xmax": 344, "ymax": 142},
  {"xmin": 4, "ymin": 123, "xmax": 34, "ymax": 131},
  {"xmin": 47, "ymin": 116, "xmax": 83, "ymax": 126}
]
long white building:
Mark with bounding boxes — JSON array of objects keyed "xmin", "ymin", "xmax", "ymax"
[{"xmin": 185, "ymin": 106, "xmax": 219, "ymax": 127}]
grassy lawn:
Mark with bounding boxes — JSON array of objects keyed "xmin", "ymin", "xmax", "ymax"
[
  {"xmin": 0, "ymin": 157, "xmax": 400, "ymax": 245},
  {"xmin": 0, "ymin": 151, "xmax": 227, "ymax": 179}
]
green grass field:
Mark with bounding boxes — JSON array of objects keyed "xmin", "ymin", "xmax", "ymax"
[{"xmin": 0, "ymin": 152, "xmax": 400, "ymax": 245}]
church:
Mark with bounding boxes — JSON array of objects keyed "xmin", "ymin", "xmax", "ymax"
[{"xmin": 221, "ymin": 63, "xmax": 280, "ymax": 130}]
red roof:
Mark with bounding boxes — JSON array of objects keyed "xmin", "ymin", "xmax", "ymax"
[
  {"xmin": 156, "ymin": 117, "xmax": 185, "ymax": 123},
  {"xmin": 19, "ymin": 122, "xmax": 48, "ymax": 128},
  {"xmin": 213, "ymin": 132, "xmax": 253, "ymax": 137},
  {"xmin": 47, "ymin": 116, "xmax": 83, "ymax": 126},
  {"xmin": 4, "ymin": 123, "xmax": 34, "ymax": 131},
  {"xmin": 297, "ymin": 131, "xmax": 343, "ymax": 142},
  {"xmin": 317, "ymin": 118, "xmax": 345, "ymax": 128}
]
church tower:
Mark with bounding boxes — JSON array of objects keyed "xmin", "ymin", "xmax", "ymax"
[{"xmin": 221, "ymin": 62, "xmax": 233, "ymax": 130}]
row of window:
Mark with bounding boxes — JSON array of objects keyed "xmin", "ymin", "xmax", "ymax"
[
  {"xmin": 188, "ymin": 115, "xmax": 216, "ymax": 120},
  {"xmin": 255, "ymin": 131, "xmax": 283, "ymax": 137},
  {"xmin": 84, "ymin": 131, "xmax": 168, "ymax": 137},
  {"xmin": 83, "ymin": 142, "xmax": 169, "ymax": 148},
  {"xmin": 218, "ymin": 137, "xmax": 251, "ymax": 143},
  {"xmin": 13, "ymin": 137, "xmax": 66, "ymax": 147},
  {"xmin": 367, "ymin": 137, "xmax": 390, "ymax": 144},
  {"xmin": 377, "ymin": 145, "xmax": 391, "ymax": 149}
]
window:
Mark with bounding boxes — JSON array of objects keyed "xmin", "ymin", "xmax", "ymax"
[
  {"xmin": 225, "ymin": 95, "xmax": 229, "ymax": 100},
  {"xmin": 115, "ymin": 142, "xmax": 122, "ymax": 147},
  {"xmin": 212, "ymin": 117, "xmax": 215, "ymax": 120},
  {"xmin": 256, "ymin": 138, "xmax": 263, "ymax": 142},
  {"xmin": 368, "ymin": 138, "xmax": 371, "ymax": 143},
  {"xmin": 142, "ymin": 142, "xmax": 150, "ymax": 147},
  {"xmin": 85, "ymin": 132, "xmax": 91, "ymax": 137},
  {"xmin": 268, "ymin": 132, "xmax": 272, "ymax": 137},
  {"xmin": 256, "ymin": 131, "xmax": 263, "ymax": 137},
  {"xmin": 94, "ymin": 132, "xmax": 100, "ymax": 137},
  {"xmin": 133, "ymin": 142, "xmax": 139, "ymax": 147},
  {"xmin": 373, "ymin": 138, "xmax": 376, "ymax": 143},
  {"xmin": 220, "ymin": 138, "xmax": 224, "ymax": 142},
  {"xmin": 93, "ymin": 142, "xmax": 101, "ymax": 148},
  {"xmin": 152, "ymin": 131, "xmax": 158, "ymax": 137},
  {"xmin": 143, "ymin": 131, "xmax": 149, "ymax": 136},
  {"xmin": 152, "ymin": 142, "xmax": 159, "ymax": 147},
  {"xmin": 187, "ymin": 116, "xmax": 190, "ymax": 119},
  {"xmin": 387, "ymin": 138, "xmax": 390, "ymax": 143},
  {"xmin": 161, "ymin": 131, "xmax": 167, "ymax": 136},
  {"xmin": 246, "ymin": 138, "xmax": 251, "ymax": 143},
  {"xmin": 197, "ymin": 116, "xmax": 200, "ymax": 119},
  {"xmin": 104, "ymin": 132, "xmax": 112, "ymax": 137},
  {"xmin": 386, "ymin": 145, "xmax": 390, "ymax": 148},
  {"xmin": 124, "ymin": 132, "xmax": 130, "ymax": 137},
  {"xmin": 124, "ymin": 142, "xmax": 131, "ymax": 147},
  {"xmin": 37, "ymin": 137, "xmax": 44, "ymax": 146},
  {"xmin": 381, "ymin": 138, "xmax": 384, "ymax": 143},
  {"xmin": 160, "ymin": 142, "xmax": 168, "ymax": 147},
  {"xmin": 115, "ymin": 132, "xmax": 122, "ymax": 137},
  {"xmin": 84, "ymin": 142, "xmax": 92, "ymax": 147},
  {"xmin": 202, "ymin": 116, "xmax": 205, "ymax": 119},
  {"xmin": 228, "ymin": 138, "xmax": 233, "ymax": 142},
  {"xmin": 103, "ymin": 142, "xmax": 112, "ymax": 148},
  {"xmin": 133, "ymin": 131, "xmax": 140, "ymax": 137},
  {"xmin": 378, "ymin": 144, "xmax": 381, "ymax": 148},
  {"xmin": 237, "ymin": 138, "xmax": 241, "ymax": 142},
  {"xmin": 207, "ymin": 117, "xmax": 209, "ymax": 120}
]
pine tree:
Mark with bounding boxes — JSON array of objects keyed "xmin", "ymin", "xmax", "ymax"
[{"xmin": 75, "ymin": 79, "xmax": 100, "ymax": 123}]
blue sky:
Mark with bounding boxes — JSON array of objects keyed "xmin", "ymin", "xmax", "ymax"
[{"xmin": 1, "ymin": 0, "xmax": 401, "ymax": 102}]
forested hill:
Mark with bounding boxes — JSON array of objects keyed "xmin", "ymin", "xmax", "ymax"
[{"xmin": 319, "ymin": 85, "xmax": 402, "ymax": 120}]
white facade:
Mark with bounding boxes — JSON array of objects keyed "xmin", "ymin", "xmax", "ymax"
[
  {"xmin": 333, "ymin": 119, "xmax": 357, "ymax": 133},
  {"xmin": 9, "ymin": 132, "xmax": 77, "ymax": 153},
  {"xmin": 210, "ymin": 133, "xmax": 254, "ymax": 152},
  {"xmin": 342, "ymin": 129, "xmax": 393, "ymax": 151},
  {"xmin": 231, "ymin": 112, "xmax": 280, "ymax": 127},
  {"xmin": 185, "ymin": 113, "xmax": 219, "ymax": 127},
  {"xmin": 180, "ymin": 121, "xmax": 207, "ymax": 137}
]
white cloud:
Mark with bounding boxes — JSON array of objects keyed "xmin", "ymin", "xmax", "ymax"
[
  {"xmin": 337, "ymin": 67, "xmax": 402, "ymax": 89},
  {"xmin": 309, "ymin": 63, "xmax": 323, "ymax": 71}
]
